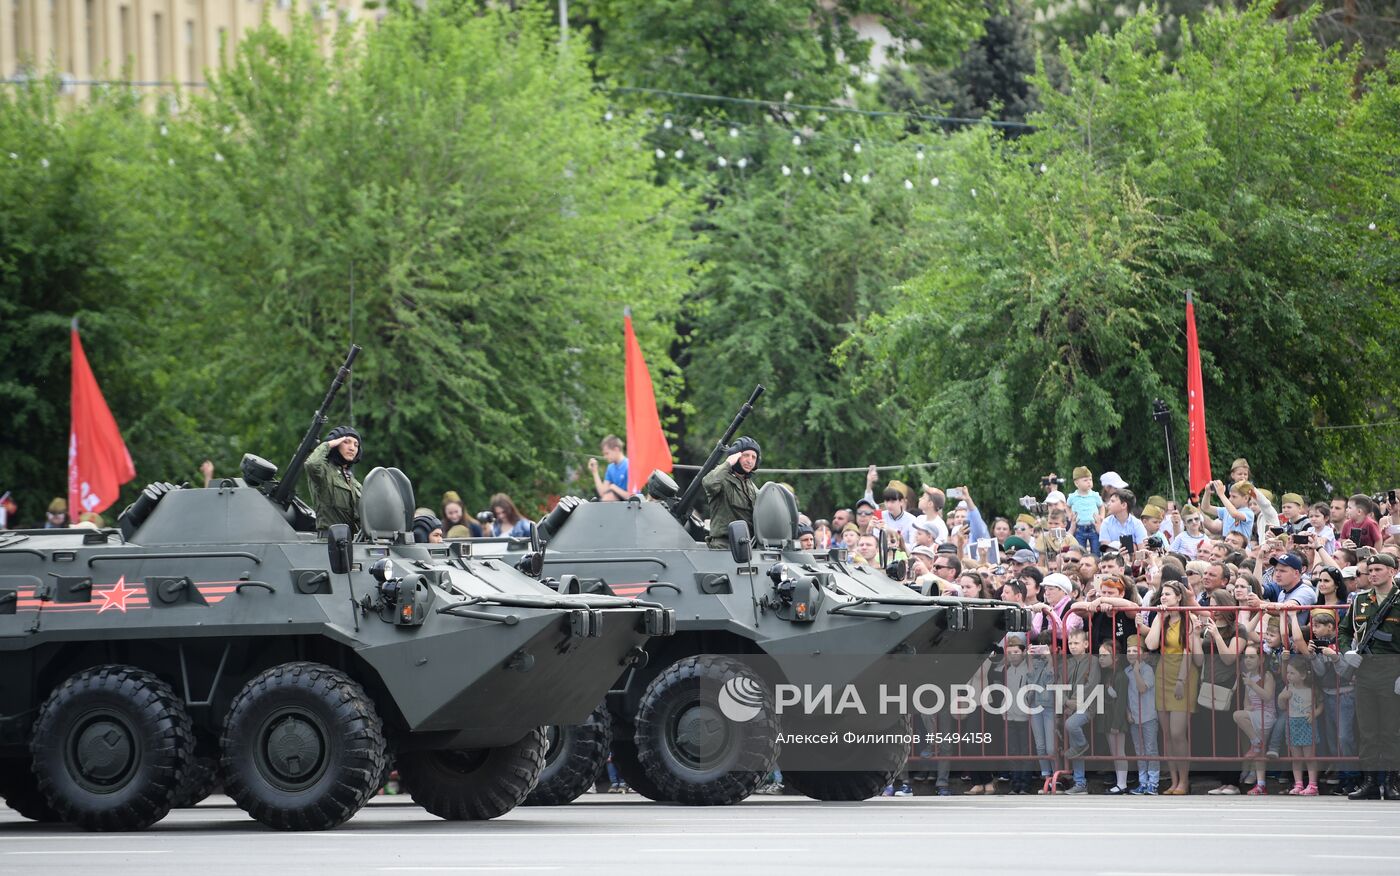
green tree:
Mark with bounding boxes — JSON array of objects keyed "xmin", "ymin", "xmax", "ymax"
[
  {"xmin": 126, "ymin": 7, "xmax": 696, "ymax": 513},
  {"xmin": 0, "ymin": 82, "xmax": 202, "ymax": 522},
  {"xmin": 847, "ymin": 4, "xmax": 1400, "ymax": 509},
  {"xmin": 668, "ymin": 120, "xmax": 944, "ymax": 511},
  {"xmin": 880, "ymin": 1, "xmax": 1040, "ymax": 125},
  {"xmin": 584, "ymin": 0, "xmax": 989, "ymax": 102}
]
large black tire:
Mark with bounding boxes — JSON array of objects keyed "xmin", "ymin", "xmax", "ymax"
[
  {"xmin": 606, "ymin": 728, "xmax": 668, "ymax": 802},
  {"xmin": 397, "ymin": 728, "xmax": 546, "ymax": 821},
  {"xmin": 0, "ymin": 757, "xmax": 62, "ymax": 823},
  {"xmin": 524, "ymin": 706, "xmax": 612, "ymax": 806},
  {"xmin": 29, "ymin": 665, "xmax": 193, "ymax": 831},
  {"xmin": 220, "ymin": 662, "xmax": 385, "ymax": 831},
  {"xmin": 780, "ymin": 714, "xmax": 912, "ymax": 801},
  {"xmin": 634, "ymin": 655, "xmax": 778, "ymax": 805},
  {"xmin": 169, "ymin": 756, "xmax": 219, "ymax": 809}
]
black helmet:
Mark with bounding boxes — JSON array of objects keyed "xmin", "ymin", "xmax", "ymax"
[
  {"xmin": 325, "ymin": 425, "xmax": 363, "ymax": 465},
  {"xmin": 411, "ymin": 514, "xmax": 443, "ymax": 544},
  {"xmin": 728, "ymin": 433, "xmax": 761, "ymax": 472}
]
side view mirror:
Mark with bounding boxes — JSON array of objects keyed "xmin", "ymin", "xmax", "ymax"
[
  {"xmin": 327, "ymin": 524, "xmax": 353, "ymax": 575},
  {"xmin": 515, "ymin": 552, "xmax": 544, "ymax": 578},
  {"xmin": 728, "ymin": 521, "xmax": 752, "ymax": 564}
]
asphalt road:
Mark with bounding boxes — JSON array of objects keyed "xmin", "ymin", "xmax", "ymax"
[{"xmin": 3, "ymin": 793, "xmax": 1397, "ymax": 875}]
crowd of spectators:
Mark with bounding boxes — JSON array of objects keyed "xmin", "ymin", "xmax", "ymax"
[{"xmin": 784, "ymin": 459, "xmax": 1400, "ymax": 797}]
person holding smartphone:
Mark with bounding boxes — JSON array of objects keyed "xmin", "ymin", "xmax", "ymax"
[
  {"xmin": 1098, "ymin": 488, "xmax": 1148, "ymax": 558},
  {"xmin": 1340, "ymin": 494, "xmax": 1383, "ymax": 549}
]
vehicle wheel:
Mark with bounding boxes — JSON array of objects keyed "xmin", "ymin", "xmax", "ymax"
[
  {"xmin": 29, "ymin": 665, "xmax": 193, "ymax": 831},
  {"xmin": 397, "ymin": 728, "xmax": 545, "ymax": 820},
  {"xmin": 634, "ymin": 655, "xmax": 778, "ymax": 805},
  {"xmin": 780, "ymin": 714, "xmax": 911, "ymax": 801},
  {"xmin": 606, "ymin": 727, "xmax": 668, "ymax": 802},
  {"xmin": 170, "ymin": 756, "xmax": 220, "ymax": 809},
  {"xmin": 524, "ymin": 705, "xmax": 612, "ymax": 806},
  {"xmin": 220, "ymin": 662, "xmax": 385, "ymax": 831},
  {"xmin": 0, "ymin": 757, "xmax": 62, "ymax": 823}
]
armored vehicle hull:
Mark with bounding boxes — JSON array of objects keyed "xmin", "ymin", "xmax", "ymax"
[
  {"xmin": 487, "ymin": 490, "xmax": 1028, "ymax": 806},
  {"xmin": 0, "ymin": 475, "xmax": 671, "ymax": 831}
]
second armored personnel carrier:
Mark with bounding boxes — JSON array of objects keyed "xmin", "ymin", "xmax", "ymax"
[
  {"xmin": 0, "ymin": 348, "xmax": 672, "ymax": 831},
  {"xmin": 479, "ymin": 389, "xmax": 1028, "ymax": 805}
]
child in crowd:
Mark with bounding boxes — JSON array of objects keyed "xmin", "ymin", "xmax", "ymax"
[
  {"xmin": 1061, "ymin": 630, "xmax": 1102, "ymax": 794},
  {"xmin": 1099, "ymin": 640, "xmax": 1131, "ymax": 794},
  {"xmin": 1202, "ymin": 480, "xmax": 1256, "ymax": 543},
  {"xmin": 1307, "ymin": 502, "xmax": 1337, "ymax": 553},
  {"xmin": 1259, "ymin": 616, "xmax": 1291, "ymax": 764},
  {"xmin": 1279, "ymin": 656, "xmax": 1322, "ymax": 795},
  {"xmin": 1234, "ymin": 644, "xmax": 1277, "ymax": 795},
  {"xmin": 1125, "ymin": 636, "xmax": 1160, "ymax": 794},
  {"xmin": 1302, "ymin": 608, "xmax": 1358, "ymax": 793},
  {"xmin": 1169, "ymin": 505, "xmax": 1209, "ymax": 558},
  {"xmin": 1002, "ymin": 634, "xmax": 1034, "ymax": 794},
  {"xmin": 1026, "ymin": 632, "xmax": 1059, "ymax": 793},
  {"xmin": 1067, "ymin": 467, "xmax": 1104, "ymax": 555},
  {"xmin": 1340, "ymin": 495, "xmax": 1382, "ymax": 549}
]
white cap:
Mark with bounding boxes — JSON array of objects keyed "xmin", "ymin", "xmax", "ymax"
[
  {"xmin": 1045, "ymin": 490, "xmax": 1067, "ymax": 504},
  {"xmin": 1100, "ymin": 471, "xmax": 1129, "ymax": 489},
  {"xmin": 1042, "ymin": 573, "xmax": 1074, "ymax": 594}
]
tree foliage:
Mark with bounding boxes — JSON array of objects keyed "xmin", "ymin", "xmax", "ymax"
[
  {"xmin": 0, "ymin": 83, "xmax": 199, "ymax": 522},
  {"xmin": 848, "ymin": 4, "xmax": 1400, "ymax": 509},
  {"xmin": 673, "ymin": 121, "xmax": 941, "ymax": 510},
  {"xmin": 584, "ymin": 0, "xmax": 989, "ymax": 101},
  {"xmin": 880, "ymin": 1, "xmax": 1040, "ymax": 124},
  {"xmin": 2, "ymin": 7, "xmax": 695, "ymax": 519}
]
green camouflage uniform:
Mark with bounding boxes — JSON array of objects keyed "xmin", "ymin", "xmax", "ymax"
[
  {"xmin": 305, "ymin": 441, "xmax": 362, "ymax": 534},
  {"xmin": 703, "ymin": 465, "xmax": 757, "ymax": 548},
  {"xmin": 1339, "ymin": 583, "xmax": 1400, "ymax": 772}
]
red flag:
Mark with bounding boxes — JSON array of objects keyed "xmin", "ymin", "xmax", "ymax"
[
  {"xmin": 69, "ymin": 320, "xmax": 135, "ymax": 516},
  {"xmin": 1185, "ymin": 292, "xmax": 1213, "ymax": 496},
  {"xmin": 623, "ymin": 308, "xmax": 672, "ymax": 492}
]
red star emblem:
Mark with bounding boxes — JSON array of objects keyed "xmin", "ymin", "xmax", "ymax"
[{"xmin": 97, "ymin": 576, "xmax": 139, "ymax": 614}]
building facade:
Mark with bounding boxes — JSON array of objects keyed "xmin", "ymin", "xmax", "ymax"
[{"xmin": 3, "ymin": 1, "xmax": 375, "ymax": 88}]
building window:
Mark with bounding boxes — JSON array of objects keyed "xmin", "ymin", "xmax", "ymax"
[
  {"xmin": 120, "ymin": 5, "xmax": 132, "ymax": 69},
  {"xmin": 9, "ymin": 0, "xmax": 21, "ymax": 67},
  {"xmin": 50, "ymin": 0, "xmax": 66, "ymax": 71},
  {"xmin": 85, "ymin": 0, "xmax": 97, "ymax": 75},
  {"xmin": 185, "ymin": 19, "xmax": 196, "ymax": 80},
  {"xmin": 154, "ymin": 12, "xmax": 165, "ymax": 79}
]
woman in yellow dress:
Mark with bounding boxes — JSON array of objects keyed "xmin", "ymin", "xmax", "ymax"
[{"xmin": 1145, "ymin": 581, "xmax": 1198, "ymax": 794}]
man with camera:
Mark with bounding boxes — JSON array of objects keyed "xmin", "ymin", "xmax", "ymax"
[{"xmin": 1340, "ymin": 552, "xmax": 1400, "ymax": 799}]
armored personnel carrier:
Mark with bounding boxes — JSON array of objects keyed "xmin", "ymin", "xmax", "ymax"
[
  {"xmin": 476, "ymin": 389, "xmax": 1028, "ymax": 806},
  {"xmin": 0, "ymin": 348, "xmax": 672, "ymax": 831}
]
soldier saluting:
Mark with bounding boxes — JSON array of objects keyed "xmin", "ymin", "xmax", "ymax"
[
  {"xmin": 305, "ymin": 425, "xmax": 363, "ymax": 534},
  {"xmin": 1340, "ymin": 552, "xmax": 1400, "ymax": 800},
  {"xmin": 704, "ymin": 436, "xmax": 760, "ymax": 548}
]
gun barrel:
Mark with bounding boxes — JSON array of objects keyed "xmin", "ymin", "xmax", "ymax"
[
  {"xmin": 671, "ymin": 385, "xmax": 764, "ymax": 520},
  {"xmin": 271, "ymin": 344, "xmax": 362, "ymax": 505}
]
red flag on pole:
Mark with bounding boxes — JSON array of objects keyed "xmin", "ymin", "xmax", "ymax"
[
  {"xmin": 623, "ymin": 308, "xmax": 672, "ymax": 492},
  {"xmin": 69, "ymin": 320, "xmax": 135, "ymax": 516},
  {"xmin": 1185, "ymin": 292, "xmax": 1213, "ymax": 496}
]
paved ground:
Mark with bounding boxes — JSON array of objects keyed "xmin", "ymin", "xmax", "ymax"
[{"xmin": 2, "ymin": 793, "xmax": 1397, "ymax": 875}]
